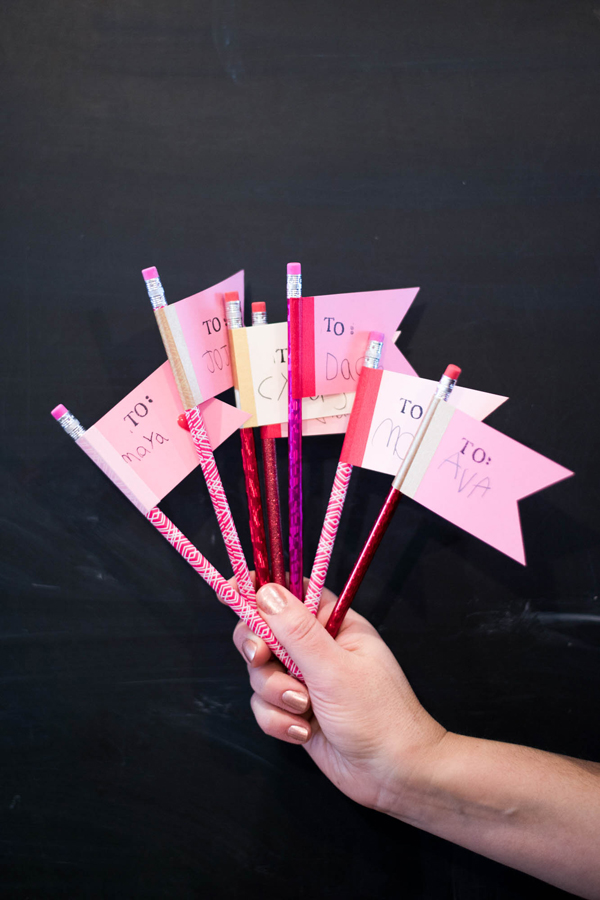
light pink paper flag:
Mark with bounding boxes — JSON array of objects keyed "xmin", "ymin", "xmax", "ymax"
[
  {"xmin": 292, "ymin": 288, "xmax": 419, "ymax": 398},
  {"xmin": 78, "ymin": 361, "xmax": 249, "ymax": 513},
  {"xmin": 160, "ymin": 270, "xmax": 244, "ymax": 405},
  {"xmin": 401, "ymin": 404, "xmax": 573, "ymax": 564},
  {"xmin": 342, "ymin": 370, "xmax": 508, "ymax": 476}
]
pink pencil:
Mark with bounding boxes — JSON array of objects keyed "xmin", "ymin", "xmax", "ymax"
[
  {"xmin": 50, "ymin": 405, "xmax": 298, "ymax": 675},
  {"xmin": 303, "ymin": 332, "xmax": 385, "ymax": 616},
  {"xmin": 142, "ymin": 267, "xmax": 255, "ymax": 608},
  {"xmin": 287, "ymin": 262, "xmax": 303, "ymax": 599}
]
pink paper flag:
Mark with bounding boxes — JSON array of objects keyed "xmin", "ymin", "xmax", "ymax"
[
  {"xmin": 160, "ymin": 270, "xmax": 244, "ymax": 405},
  {"xmin": 401, "ymin": 404, "xmax": 573, "ymax": 564},
  {"xmin": 292, "ymin": 288, "xmax": 419, "ymax": 398},
  {"xmin": 78, "ymin": 361, "xmax": 250, "ymax": 513},
  {"xmin": 342, "ymin": 370, "xmax": 508, "ymax": 476}
]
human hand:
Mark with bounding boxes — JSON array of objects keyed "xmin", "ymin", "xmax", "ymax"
[{"xmin": 232, "ymin": 581, "xmax": 446, "ymax": 815}]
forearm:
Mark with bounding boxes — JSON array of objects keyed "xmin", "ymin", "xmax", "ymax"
[{"xmin": 384, "ymin": 732, "xmax": 600, "ymax": 898}]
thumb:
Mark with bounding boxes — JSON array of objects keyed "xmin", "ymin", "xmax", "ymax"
[{"xmin": 256, "ymin": 583, "xmax": 344, "ymax": 682}]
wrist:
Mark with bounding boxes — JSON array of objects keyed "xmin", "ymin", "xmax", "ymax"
[{"xmin": 372, "ymin": 713, "xmax": 450, "ymax": 823}]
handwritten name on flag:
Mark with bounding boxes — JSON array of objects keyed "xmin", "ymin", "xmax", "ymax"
[
  {"xmin": 400, "ymin": 404, "xmax": 573, "ymax": 564},
  {"xmin": 157, "ymin": 270, "xmax": 244, "ymax": 409},
  {"xmin": 291, "ymin": 288, "xmax": 419, "ymax": 398},
  {"xmin": 78, "ymin": 362, "xmax": 249, "ymax": 513},
  {"xmin": 229, "ymin": 321, "xmax": 353, "ymax": 428},
  {"xmin": 341, "ymin": 370, "xmax": 507, "ymax": 476}
]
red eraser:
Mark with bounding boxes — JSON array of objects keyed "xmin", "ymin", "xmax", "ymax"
[
  {"xmin": 177, "ymin": 413, "xmax": 190, "ymax": 432},
  {"xmin": 444, "ymin": 364, "xmax": 461, "ymax": 380},
  {"xmin": 252, "ymin": 302, "xmax": 266, "ymax": 313},
  {"xmin": 287, "ymin": 262, "xmax": 301, "ymax": 275},
  {"xmin": 51, "ymin": 404, "xmax": 68, "ymax": 419},
  {"xmin": 369, "ymin": 331, "xmax": 385, "ymax": 343},
  {"xmin": 224, "ymin": 291, "xmax": 239, "ymax": 303},
  {"xmin": 141, "ymin": 266, "xmax": 158, "ymax": 281}
]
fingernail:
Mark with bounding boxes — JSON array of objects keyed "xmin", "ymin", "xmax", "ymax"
[
  {"xmin": 282, "ymin": 690, "xmax": 309, "ymax": 713},
  {"xmin": 287, "ymin": 724, "xmax": 309, "ymax": 743},
  {"xmin": 256, "ymin": 584, "xmax": 287, "ymax": 615},
  {"xmin": 242, "ymin": 639, "xmax": 256, "ymax": 663}
]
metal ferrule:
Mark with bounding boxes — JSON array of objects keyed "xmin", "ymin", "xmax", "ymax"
[
  {"xmin": 286, "ymin": 274, "xmax": 302, "ymax": 298},
  {"xmin": 225, "ymin": 299, "xmax": 243, "ymax": 329},
  {"xmin": 364, "ymin": 338, "xmax": 384, "ymax": 370},
  {"xmin": 57, "ymin": 410, "xmax": 86, "ymax": 441},
  {"xmin": 145, "ymin": 277, "xmax": 167, "ymax": 310},
  {"xmin": 251, "ymin": 310, "xmax": 267, "ymax": 326},
  {"xmin": 434, "ymin": 374, "xmax": 457, "ymax": 401}
]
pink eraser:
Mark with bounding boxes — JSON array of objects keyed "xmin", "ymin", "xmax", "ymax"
[
  {"xmin": 142, "ymin": 266, "xmax": 158, "ymax": 282},
  {"xmin": 224, "ymin": 291, "xmax": 239, "ymax": 303},
  {"xmin": 287, "ymin": 262, "xmax": 301, "ymax": 275},
  {"xmin": 444, "ymin": 364, "xmax": 461, "ymax": 380},
  {"xmin": 252, "ymin": 301, "xmax": 266, "ymax": 312},
  {"xmin": 369, "ymin": 331, "xmax": 385, "ymax": 343},
  {"xmin": 51, "ymin": 404, "xmax": 68, "ymax": 419}
]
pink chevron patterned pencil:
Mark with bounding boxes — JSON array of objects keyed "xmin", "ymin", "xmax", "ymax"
[
  {"xmin": 142, "ymin": 267, "xmax": 255, "ymax": 608},
  {"xmin": 303, "ymin": 332, "xmax": 385, "ymax": 615},
  {"xmin": 51, "ymin": 405, "xmax": 298, "ymax": 675},
  {"xmin": 287, "ymin": 262, "xmax": 303, "ymax": 599},
  {"xmin": 285, "ymin": 334, "xmax": 385, "ymax": 680}
]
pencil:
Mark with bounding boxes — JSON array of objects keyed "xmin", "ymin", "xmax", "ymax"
[
  {"xmin": 142, "ymin": 267, "xmax": 255, "ymax": 607},
  {"xmin": 325, "ymin": 364, "xmax": 461, "ymax": 637},
  {"xmin": 224, "ymin": 292, "xmax": 270, "ymax": 588},
  {"xmin": 287, "ymin": 262, "xmax": 303, "ymax": 599},
  {"xmin": 251, "ymin": 301, "xmax": 286, "ymax": 587},
  {"xmin": 51, "ymin": 405, "xmax": 297, "ymax": 672},
  {"xmin": 303, "ymin": 332, "xmax": 385, "ymax": 616}
]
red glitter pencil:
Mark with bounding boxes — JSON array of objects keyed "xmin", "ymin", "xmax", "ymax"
[
  {"xmin": 251, "ymin": 301, "xmax": 286, "ymax": 587},
  {"xmin": 325, "ymin": 364, "xmax": 461, "ymax": 637},
  {"xmin": 224, "ymin": 292, "xmax": 270, "ymax": 588}
]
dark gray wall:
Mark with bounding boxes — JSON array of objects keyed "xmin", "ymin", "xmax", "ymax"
[{"xmin": 1, "ymin": 1, "xmax": 599, "ymax": 897}]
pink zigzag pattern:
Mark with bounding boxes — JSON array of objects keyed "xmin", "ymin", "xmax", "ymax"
[
  {"xmin": 146, "ymin": 507, "xmax": 299, "ymax": 676},
  {"xmin": 185, "ymin": 405, "xmax": 256, "ymax": 607},
  {"xmin": 305, "ymin": 461, "xmax": 353, "ymax": 616},
  {"xmin": 286, "ymin": 463, "xmax": 352, "ymax": 680}
]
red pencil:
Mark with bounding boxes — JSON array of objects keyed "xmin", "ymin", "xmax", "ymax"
[
  {"xmin": 224, "ymin": 292, "xmax": 270, "ymax": 588},
  {"xmin": 251, "ymin": 301, "xmax": 286, "ymax": 587},
  {"xmin": 325, "ymin": 364, "xmax": 461, "ymax": 637}
]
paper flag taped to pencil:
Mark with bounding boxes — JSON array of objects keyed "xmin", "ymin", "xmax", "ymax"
[
  {"xmin": 399, "ymin": 403, "xmax": 573, "ymax": 564},
  {"xmin": 77, "ymin": 361, "xmax": 249, "ymax": 513},
  {"xmin": 291, "ymin": 287, "xmax": 419, "ymax": 398},
  {"xmin": 230, "ymin": 321, "xmax": 354, "ymax": 427},
  {"xmin": 155, "ymin": 270, "xmax": 244, "ymax": 408},
  {"xmin": 342, "ymin": 370, "xmax": 508, "ymax": 476}
]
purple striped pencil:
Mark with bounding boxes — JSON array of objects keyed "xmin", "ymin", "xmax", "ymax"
[{"xmin": 287, "ymin": 262, "xmax": 303, "ymax": 599}]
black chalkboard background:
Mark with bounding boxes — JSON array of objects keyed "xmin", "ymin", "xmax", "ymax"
[{"xmin": 2, "ymin": 1, "xmax": 600, "ymax": 897}]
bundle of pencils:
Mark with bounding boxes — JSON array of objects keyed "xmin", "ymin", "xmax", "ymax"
[{"xmin": 50, "ymin": 259, "xmax": 471, "ymax": 681}]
